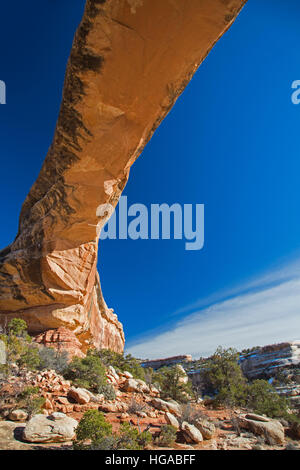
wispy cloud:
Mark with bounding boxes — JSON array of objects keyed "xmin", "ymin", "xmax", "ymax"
[{"xmin": 126, "ymin": 258, "xmax": 300, "ymax": 359}]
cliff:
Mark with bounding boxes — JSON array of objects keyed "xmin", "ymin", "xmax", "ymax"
[
  {"xmin": 240, "ymin": 341, "xmax": 300, "ymax": 379},
  {"xmin": 141, "ymin": 355, "xmax": 193, "ymax": 370},
  {"xmin": 0, "ymin": 0, "xmax": 247, "ymax": 353}
]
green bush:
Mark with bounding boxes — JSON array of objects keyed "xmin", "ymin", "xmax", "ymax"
[
  {"xmin": 200, "ymin": 347, "xmax": 291, "ymax": 419},
  {"xmin": 201, "ymin": 347, "xmax": 248, "ymax": 407},
  {"xmin": 7, "ymin": 318, "xmax": 29, "ymax": 338},
  {"xmin": 18, "ymin": 386, "xmax": 45, "ymax": 418},
  {"xmin": 137, "ymin": 429, "xmax": 153, "ymax": 448},
  {"xmin": 74, "ymin": 410, "xmax": 113, "ymax": 450},
  {"xmin": 157, "ymin": 425, "xmax": 177, "ymax": 447},
  {"xmin": 246, "ymin": 380, "xmax": 289, "ymax": 418},
  {"xmin": 0, "ymin": 319, "xmax": 40, "ymax": 370},
  {"xmin": 17, "ymin": 344, "xmax": 41, "ymax": 371},
  {"xmin": 64, "ymin": 351, "xmax": 108, "ymax": 392},
  {"xmin": 154, "ymin": 365, "xmax": 192, "ymax": 403},
  {"xmin": 74, "ymin": 410, "xmax": 152, "ymax": 450}
]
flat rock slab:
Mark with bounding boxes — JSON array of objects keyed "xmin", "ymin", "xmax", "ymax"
[{"xmin": 0, "ymin": 421, "xmax": 74, "ymax": 450}]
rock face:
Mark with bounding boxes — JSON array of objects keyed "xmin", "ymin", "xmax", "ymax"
[
  {"xmin": 151, "ymin": 398, "xmax": 181, "ymax": 417},
  {"xmin": 34, "ymin": 327, "xmax": 85, "ymax": 358},
  {"xmin": 241, "ymin": 341, "xmax": 300, "ymax": 379},
  {"xmin": 141, "ymin": 355, "xmax": 193, "ymax": 370},
  {"xmin": 67, "ymin": 387, "xmax": 91, "ymax": 405},
  {"xmin": 0, "ymin": 0, "xmax": 246, "ymax": 352}
]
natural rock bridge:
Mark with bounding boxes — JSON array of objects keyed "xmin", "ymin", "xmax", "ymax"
[{"xmin": 0, "ymin": 0, "xmax": 247, "ymax": 353}]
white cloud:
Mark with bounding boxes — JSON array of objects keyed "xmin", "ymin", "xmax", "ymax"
[{"xmin": 126, "ymin": 260, "xmax": 300, "ymax": 359}]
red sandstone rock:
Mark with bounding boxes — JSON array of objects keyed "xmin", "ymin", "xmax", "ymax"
[
  {"xmin": 34, "ymin": 327, "xmax": 84, "ymax": 359},
  {"xmin": 0, "ymin": 0, "xmax": 246, "ymax": 353}
]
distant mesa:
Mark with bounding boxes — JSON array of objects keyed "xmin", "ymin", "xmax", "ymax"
[
  {"xmin": 240, "ymin": 341, "xmax": 300, "ymax": 379},
  {"xmin": 141, "ymin": 355, "xmax": 193, "ymax": 370}
]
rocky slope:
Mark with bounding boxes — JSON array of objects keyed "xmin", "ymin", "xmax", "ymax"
[
  {"xmin": 0, "ymin": 0, "xmax": 247, "ymax": 352},
  {"xmin": 1, "ymin": 364, "xmax": 295, "ymax": 451}
]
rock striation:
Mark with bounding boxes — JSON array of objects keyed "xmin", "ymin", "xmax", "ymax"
[
  {"xmin": 240, "ymin": 341, "xmax": 300, "ymax": 379},
  {"xmin": 34, "ymin": 327, "xmax": 85, "ymax": 359},
  {"xmin": 141, "ymin": 355, "xmax": 193, "ymax": 370},
  {"xmin": 0, "ymin": 0, "xmax": 247, "ymax": 352}
]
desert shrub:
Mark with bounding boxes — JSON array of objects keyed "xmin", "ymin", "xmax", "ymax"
[
  {"xmin": 246, "ymin": 380, "xmax": 289, "ymax": 418},
  {"xmin": 117, "ymin": 422, "xmax": 143, "ymax": 450},
  {"xmin": 74, "ymin": 410, "xmax": 113, "ymax": 450},
  {"xmin": 199, "ymin": 347, "xmax": 291, "ymax": 418},
  {"xmin": 156, "ymin": 425, "xmax": 177, "ymax": 447},
  {"xmin": 74, "ymin": 410, "xmax": 152, "ymax": 450},
  {"xmin": 0, "ymin": 319, "xmax": 40, "ymax": 370},
  {"xmin": 179, "ymin": 403, "xmax": 206, "ymax": 426},
  {"xmin": 64, "ymin": 350, "xmax": 107, "ymax": 392},
  {"xmin": 97, "ymin": 382, "xmax": 116, "ymax": 401},
  {"xmin": 95, "ymin": 349, "xmax": 145, "ymax": 380},
  {"xmin": 154, "ymin": 365, "xmax": 192, "ymax": 403},
  {"xmin": 18, "ymin": 386, "xmax": 45, "ymax": 418},
  {"xmin": 137, "ymin": 430, "xmax": 152, "ymax": 448},
  {"xmin": 127, "ymin": 398, "xmax": 146, "ymax": 415},
  {"xmin": 17, "ymin": 344, "xmax": 41, "ymax": 371},
  {"xmin": 200, "ymin": 347, "xmax": 248, "ymax": 407},
  {"xmin": 143, "ymin": 367, "xmax": 156, "ymax": 386},
  {"xmin": 38, "ymin": 347, "xmax": 69, "ymax": 374},
  {"xmin": 7, "ymin": 319, "xmax": 29, "ymax": 339}
]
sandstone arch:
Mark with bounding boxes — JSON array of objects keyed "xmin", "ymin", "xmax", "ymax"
[{"xmin": 0, "ymin": 0, "xmax": 247, "ymax": 353}]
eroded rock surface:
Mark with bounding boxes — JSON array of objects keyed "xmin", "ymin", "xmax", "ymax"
[
  {"xmin": 34, "ymin": 327, "xmax": 85, "ymax": 358},
  {"xmin": 0, "ymin": 0, "xmax": 246, "ymax": 352},
  {"xmin": 241, "ymin": 341, "xmax": 300, "ymax": 379},
  {"xmin": 23, "ymin": 413, "xmax": 78, "ymax": 443}
]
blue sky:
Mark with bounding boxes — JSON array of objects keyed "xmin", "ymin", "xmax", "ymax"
[{"xmin": 1, "ymin": 1, "xmax": 300, "ymax": 358}]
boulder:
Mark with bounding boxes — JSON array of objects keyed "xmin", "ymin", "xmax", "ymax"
[
  {"xmin": 165, "ymin": 412, "xmax": 180, "ymax": 429},
  {"xmin": 181, "ymin": 422, "xmax": 203, "ymax": 443},
  {"xmin": 9, "ymin": 409, "xmax": 28, "ymax": 422},
  {"xmin": 149, "ymin": 385, "xmax": 160, "ymax": 396},
  {"xmin": 135, "ymin": 379, "xmax": 150, "ymax": 394},
  {"xmin": 194, "ymin": 419, "xmax": 216, "ymax": 440},
  {"xmin": 68, "ymin": 387, "xmax": 90, "ymax": 405},
  {"xmin": 123, "ymin": 378, "xmax": 149, "ymax": 394},
  {"xmin": 151, "ymin": 398, "xmax": 181, "ymax": 417},
  {"xmin": 122, "ymin": 371, "xmax": 133, "ymax": 379},
  {"xmin": 107, "ymin": 366, "xmax": 119, "ymax": 382},
  {"xmin": 23, "ymin": 413, "xmax": 78, "ymax": 443},
  {"xmin": 99, "ymin": 403, "xmax": 120, "ymax": 413},
  {"xmin": 238, "ymin": 414, "xmax": 285, "ymax": 445}
]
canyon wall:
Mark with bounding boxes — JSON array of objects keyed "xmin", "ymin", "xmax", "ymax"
[
  {"xmin": 0, "ymin": 0, "xmax": 247, "ymax": 353},
  {"xmin": 240, "ymin": 341, "xmax": 300, "ymax": 379}
]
